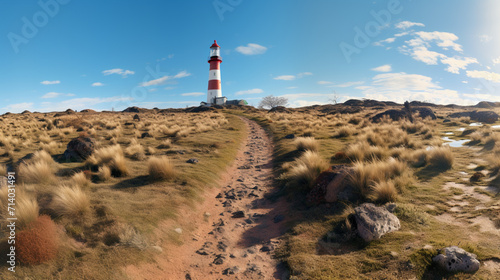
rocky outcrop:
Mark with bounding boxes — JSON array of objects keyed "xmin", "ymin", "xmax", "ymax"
[
  {"xmin": 432, "ymin": 246, "xmax": 480, "ymax": 273},
  {"xmin": 354, "ymin": 203, "xmax": 400, "ymax": 242},
  {"xmin": 268, "ymin": 106, "xmax": 291, "ymax": 113},
  {"xmin": 449, "ymin": 110, "xmax": 499, "ymax": 124},
  {"xmin": 371, "ymin": 107, "xmax": 436, "ymax": 122},
  {"xmin": 63, "ymin": 136, "xmax": 96, "ymax": 161},
  {"xmin": 306, "ymin": 165, "xmax": 353, "ymax": 205}
]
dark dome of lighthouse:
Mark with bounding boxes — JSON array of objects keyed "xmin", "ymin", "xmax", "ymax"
[{"xmin": 211, "ymin": 40, "xmax": 220, "ymax": 48}]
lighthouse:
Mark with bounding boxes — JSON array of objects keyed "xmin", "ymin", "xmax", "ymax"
[{"xmin": 207, "ymin": 40, "xmax": 225, "ymax": 105}]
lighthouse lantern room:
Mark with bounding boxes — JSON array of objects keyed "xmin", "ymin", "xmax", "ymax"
[{"xmin": 207, "ymin": 40, "xmax": 224, "ymax": 105}]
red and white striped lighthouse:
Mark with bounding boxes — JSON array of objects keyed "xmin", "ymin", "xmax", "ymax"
[{"xmin": 207, "ymin": 40, "xmax": 222, "ymax": 105}]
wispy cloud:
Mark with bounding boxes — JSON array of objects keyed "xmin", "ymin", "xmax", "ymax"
[
  {"xmin": 102, "ymin": 68, "xmax": 135, "ymax": 77},
  {"xmin": 41, "ymin": 92, "xmax": 75, "ymax": 99},
  {"xmin": 317, "ymin": 81, "xmax": 333, "ymax": 85},
  {"xmin": 440, "ymin": 57, "xmax": 478, "ymax": 74},
  {"xmin": 374, "ymin": 38, "xmax": 395, "ymax": 46},
  {"xmin": 479, "ymin": 34, "xmax": 493, "ymax": 43},
  {"xmin": 329, "ymin": 81, "xmax": 365, "ymax": 87},
  {"xmin": 235, "ymin": 88, "xmax": 263, "ymax": 95},
  {"xmin": 493, "ymin": 57, "xmax": 500, "ymax": 65},
  {"xmin": 235, "ymin": 43, "xmax": 267, "ymax": 55},
  {"xmin": 92, "ymin": 82, "xmax": 104, "ymax": 87},
  {"xmin": 41, "ymin": 80, "xmax": 60, "ymax": 85},
  {"xmin": 395, "ymin": 21, "xmax": 425, "ymax": 30},
  {"xmin": 181, "ymin": 92, "xmax": 204, "ymax": 96},
  {"xmin": 466, "ymin": 70, "xmax": 500, "ymax": 83},
  {"xmin": 371, "ymin": 64, "xmax": 392, "ymax": 72},
  {"xmin": 1, "ymin": 102, "xmax": 34, "ymax": 113},
  {"xmin": 274, "ymin": 72, "xmax": 312, "ymax": 81},
  {"xmin": 141, "ymin": 71, "xmax": 191, "ymax": 86}
]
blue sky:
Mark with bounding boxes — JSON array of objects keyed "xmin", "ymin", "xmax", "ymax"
[{"xmin": 1, "ymin": 0, "xmax": 500, "ymax": 113}]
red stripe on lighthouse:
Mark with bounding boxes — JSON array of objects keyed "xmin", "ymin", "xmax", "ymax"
[
  {"xmin": 208, "ymin": 80, "xmax": 221, "ymax": 90},
  {"xmin": 209, "ymin": 61, "xmax": 220, "ymax": 70}
]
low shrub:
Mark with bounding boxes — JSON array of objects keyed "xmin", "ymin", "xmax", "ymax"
[
  {"xmin": 148, "ymin": 156, "xmax": 176, "ymax": 180},
  {"xmin": 17, "ymin": 215, "xmax": 59, "ymax": 264}
]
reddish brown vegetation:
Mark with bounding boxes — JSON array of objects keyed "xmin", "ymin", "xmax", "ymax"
[{"xmin": 17, "ymin": 215, "xmax": 59, "ymax": 264}]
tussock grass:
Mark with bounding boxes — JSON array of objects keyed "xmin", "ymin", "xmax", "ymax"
[
  {"xmin": 346, "ymin": 141, "xmax": 389, "ymax": 161},
  {"xmin": 148, "ymin": 156, "xmax": 176, "ymax": 180},
  {"xmin": 350, "ymin": 158, "xmax": 411, "ymax": 199},
  {"xmin": 98, "ymin": 165, "xmax": 112, "ymax": 181},
  {"xmin": 281, "ymin": 150, "xmax": 329, "ymax": 189},
  {"xmin": 51, "ymin": 185, "xmax": 91, "ymax": 221},
  {"xmin": 427, "ymin": 146, "xmax": 453, "ymax": 170},
  {"xmin": 0, "ymin": 164, "xmax": 5, "ymax": 176},
  {"xmin": 332, "ymin": 126, "xmax": 355, "ymax": 138},
  {"xmin": 294, "ymin": 137, "xmax": 319, "ymax": 152},
  {"xmin": 41, "ymin": 141, "xmax": 60, "ymax": 155},
  {"xmin": 70, "ymin": 171, "xmax": 92, "ymax": 187},
  {"xmin": 369, "ymin": 180, "xmax": 398, "ymax": 203},
  {"xmin": 16, "ymin": 195, "xmax": 40, "ymax": 229},
  {"xmin": 158, "ymin": 139, "xmax": 172, "ymax": 149},
  {"xmin": 19, "ymin": 160, "xmax": 57, "ymax": 184},
  {"xmin": 87, "ymin": 145, "xmax": 129, "ymax": 176},
  {"xmin": 125, "ymin": 140, "xmax": 146, "ymax": 161}
]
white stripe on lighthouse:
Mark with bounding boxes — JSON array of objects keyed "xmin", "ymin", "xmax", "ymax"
[
  {"xmin": 209, "ymin": 70, "xmax": 221, "ymax": 80},
  {"xmin": 207, "ymin": 90, "xmax": 222, "ymax": 103}
]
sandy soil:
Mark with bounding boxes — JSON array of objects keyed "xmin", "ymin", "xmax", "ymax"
[{"xmin": 124, "ymin": 117, "xmax": 289, "ymax": 280}]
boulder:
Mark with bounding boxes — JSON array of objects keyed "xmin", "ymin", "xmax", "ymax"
[
  {"xmin": 306, "ymin": 165, "xmax": 353, "ymax": 205},
  {"xmin": 470, "ymin": 111, "xmax": 499, "ymax": 124},
  {"xmin": 372, "ymin": 107, "xmax": 436, "ymax": 122},
  {"xmin": 354, "ymin": 203, "xmax": 400, "ymax": 242},
  {"xmin": 122, "ymin": 106, "xmax": 140, "ymax": 113},
  {"xmin": 449, "ymin": 110, "xmax": 499, "ymax": 124},
  {"xmin": 412, "ymin": 107, "xmax": 436, "ymax": 120},
  {"xmin": 133, "ymin": 114, "xmax": 140, "ymax": 121},
  {"xmin": 63, "ymin": 136, "xmax": 96, "ymax": 161},
  {"xmin": 432, "ymin": 246, "xmax": 480, "ymax": 273},
  {"xmin": 269, "ymin": 106, "xmax": 291, "ymax": 113}
]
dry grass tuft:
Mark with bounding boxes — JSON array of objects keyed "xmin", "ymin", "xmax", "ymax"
[
  {"xmin": 17, "ymin": 215, "xmax": 59, "ymax": 264},
  {"xmin": 427, "ymin": 146, "xmax": 454, "ymax": 170},
  {"xmin": 0, "ymin": 164, "xmax": 5, "ymax": 176},
  {"xmin": 332, "ymin": 126, "xmax": 355, "ymax": 138},
  {"xmin": 16, "ymin": 195, "xmax": 40, "ymax": 230},
  {"xmin": 294, "ymin": 137, "xmax": 319, "ymax": 152},
  {"xmin": 19, "ymin": 161, "xmax": 56, "ymax": 184},
  {"xmin": 369, "ymin": 180, "xmax": 398, "ymax": 203},
  {"xmin": 157, "ymin": 139, "xmax": 172, "ymax": 149},
  {"xmin": 98, "ymin": 165, "xmax": 112, "ymax": 181},
  {"xmin": 282, "ymin": 150, "xmax": 329, "ymax": 189},
  {"xmin": 125, "ymin": 141, "xmax": 146, "ymax": 161},
  {"xmin": 70, "ymin": 171, "xmax": 92, "ymax": 187},
  {"xmin": 87, "ymin": 145, "xmax": 129, "ymax": 177},
  {"xmin": 51, "ymin": 185, "xmax": 91, "ymax": 221},
  {"xmin": 148, "ymin": 156, "xmax": 176, "ymax": 180}
]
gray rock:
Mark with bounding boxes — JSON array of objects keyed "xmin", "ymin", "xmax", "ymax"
[
  {"xmin": 223, "ymin": 266, "xmax": 239, "ymax": 275},
  {"xmin": 232, "ymin": 211, "xmax": 245, "ymax": 218},
  {"xmin": 186, "ymin": 158, "xmax": 199, "ymax": 164},
  {"xmin": 354, "ymin": 203, "xmax": 401, "ymax": 242},
  {"xmin": 432, "ymin": 246, "xmax": 480, "ymax": 273},
  {"xmin": 64, "ymin": 136, "xmax": 96, "ymax": 162}
]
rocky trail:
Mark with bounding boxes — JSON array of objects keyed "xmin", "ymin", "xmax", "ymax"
[{"xmin": 125, "ymin": 117, "xmax": 289, "ymax": 280}]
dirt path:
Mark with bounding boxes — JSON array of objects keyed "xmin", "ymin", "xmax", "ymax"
[{"xmin": 125, "ymin": 117, "xmax": 289, "ymax": 280}]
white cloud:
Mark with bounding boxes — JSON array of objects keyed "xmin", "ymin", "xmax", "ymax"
[
  {"xmin": 440, "ymin": 57, "xmax": 478, "ymax": 74},
  {"xmin": 466, "ymin": 70, "xmax": 500, "ymax": 83},
  {"xmin": 274, "ymin": 72, "xmax": 312, "ymax": 81},
  {"xmin": 374, "ymin": 37, "xmax": 395, "ymax": 46},
  {"xmin": 493, "ymin": 57, "xmax": 500, "ymax": 64},
  {"xmin": 102, "ymin": 68, "xmax": 135, "ymax": 77},
  {"xmin": 42, "ymin": 92, "xmax": 74, "ymax": 99},
  {"xmin": 479, "ymin": 34, "xmax": 493, "ymax": 43},
  {"xmin": 92, "ymin": 82, "xmax": 104, "ymax": 87},
  {"xmin": 173, "ymin": 71, "xmax": 191, "ymax": 79},
  {"xmin": 297, "ymin": 72, "xmax": 313, "ymax": 78},
  {"xmin": 1, "ymin": 102, "xmax": 34, "ymax": 113},
  {"xmin": 355, "ymin": 72, "xmax": 475, "ymax": 105},
  {"xmin": 181, "ymin": 92, "xmax": 204, "ymax": 96},
  {"xmin": 371, "ymin": 64, "xmax": 392, "ymax": 72},
  {"xmin": 330, "ymin": 81, "xmax": 365, "ymax": 88},
  {"xmin": 274, "ymin": 75, "xmax": 296, "ymax": 81},
  {"xmin": 235, "ymin": 88, "xmax": 264, "ymax": 95},
  {"xmin": 415, "ymin": 31, "xmax": 462, "ymax": 52},
  {"xmin": 318, "ymin": 81, "xmax": 333, "ymax": 85},
  {"xmin": 395, "ymin": 21, "xmax": 425, "ymax": 30},
  {"xmin": 286, "ymin": 86, "xmax": 298, "ymax": 89},
  {"xmin": 141, "ymin": 71, "xmax": 191, "ymax": 86},
  {"xmin": 394, "ymin": 32, "xmax": 409, "ymax": 37},
  {"xmin": 401, "ymin": 45, "xmax": 445, "ymax": 65},
  {"xmin": 41, "ymin": 80, "xmax": 60, "ymax": 85},
  {"xmin": 40, "ymin": 96, "xmax": 134, "ymax": 112},
  {"xmin": 235, "ymin": 43, "xmax": 267, "ymax": 55}
]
